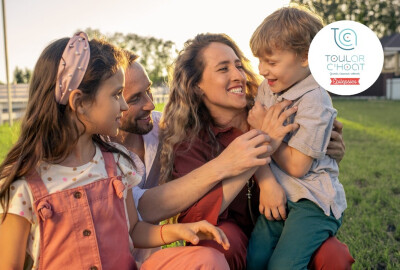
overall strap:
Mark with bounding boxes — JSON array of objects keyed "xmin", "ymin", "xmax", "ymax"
[
  {"xmin": 26, "ymin": 168, "xmax": 49, "ymax": 201},
  {"xmin": 101, "ymin": 149, "xmax": 118, "ymax": 178}
]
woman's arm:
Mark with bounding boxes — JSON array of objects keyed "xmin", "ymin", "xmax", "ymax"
[
  {"xmin": 126, "ymin": 190, "xmax": 229, "ymax": 249},
  {"xmin": 138, "ymin": 130, "xmax": 271, "ymax": 223},
  {"xmin": 0, "ymin": 214, "xmax": 30, "ymax": 270}
]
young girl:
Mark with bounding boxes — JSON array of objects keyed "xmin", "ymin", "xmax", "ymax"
[{"xmin": 0, "ymin": 32, "xmax": 229, "ymax": 270}]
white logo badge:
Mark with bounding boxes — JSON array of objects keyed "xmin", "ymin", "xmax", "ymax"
[{"xmin": 308, "ymin": 20, "xmax": 383, "ymax": 96}]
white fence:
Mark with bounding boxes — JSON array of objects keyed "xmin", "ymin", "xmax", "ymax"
[
  {"xmin": 386, "ymin": 78, "xmax": 400, "ymax": 100},
  {"xmin": 0, "ymin": 84, "xmax": 29, "ymax": 124},
  {"xmin": 0, "ymin": 84, "xmax": 170, "ymax": 124}
]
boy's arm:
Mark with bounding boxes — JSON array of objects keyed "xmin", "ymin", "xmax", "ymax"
[
  {"xmin": 272, "ymin": 142, "xmax": 313, "ymax": 178},
  {"xmin": 256, "ymin": 164, "xmax": 287, "ymax": 220}
]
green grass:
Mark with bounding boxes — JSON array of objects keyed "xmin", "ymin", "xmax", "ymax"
[
  {"xmin": 332, "ymin": 99, "xmax": 400, "ymax": 270},
  {"xmin": 0, "ymin": 100, "xmax": 399, "ymax": 268},
  {"xmin": 0, "ymin": 122, "xmax": 20, "ymax": 161},
  {"xmin": 155, "ymin": 103, "xmax": 165, "ymax": 112}
]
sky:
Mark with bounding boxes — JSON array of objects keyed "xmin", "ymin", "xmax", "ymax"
[{"xmin": 0, "ymin": 0, "xmax": 291, "ymax": 83}]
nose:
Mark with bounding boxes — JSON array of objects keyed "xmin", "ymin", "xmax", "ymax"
[
  {"xmin": 232, "ymin": 65, "xmax": 246, "ymax": 82},
  {"xmin": 120, "ymin": 96, "xmax": 129, "ymax": 111},
  {"xmin": 143, "ymin": 91, "xmax": 155, "ymax": 111},
  {"xmin": 258, "ymin": 61, "xmax": 269, "ymax": 77}
]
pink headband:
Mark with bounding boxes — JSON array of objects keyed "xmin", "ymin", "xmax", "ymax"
[{"xmin": 55, "ymin": 32, "xmax": 90, "ymax": 105}]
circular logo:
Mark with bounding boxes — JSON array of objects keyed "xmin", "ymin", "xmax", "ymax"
[{"xmin": 308, "ymin": 20, "xmax": 384, "ymax": 96}]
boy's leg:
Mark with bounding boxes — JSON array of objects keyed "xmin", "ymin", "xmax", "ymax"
[
  {"xmin": 247, "ymin": 214, "xmax": 284, "ymax": 270},
  {"xmin": 268, "ymin": 200, "xmax": 342, "ymax": 270}
]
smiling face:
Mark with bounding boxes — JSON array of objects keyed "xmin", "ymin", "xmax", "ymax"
[
  {"xmin": 258, "ymin": 49, "xmax": 310, "ymax": 93},
  {"xmin": 198, "ymin": 42, "xmax": 247, "ymax": 117},
  {"xmin": 82, "ymin": 66, "xmax": 128, "ymax": 137},
  {"xmin": 120, "ymin": 62, "xmax": 155, "ymax": 135}
]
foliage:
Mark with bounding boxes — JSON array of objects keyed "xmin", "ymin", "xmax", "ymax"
[
  {"xmin": 13, "ymin": 66, "xmax": 32, "ymax": 84},
  {"xmin": 82, "ymin": 28, "xmax": 177, "ymax": 86},
  {"xmin": 291, "ymin": 0, "xmax": 400, "ymax": 38}
]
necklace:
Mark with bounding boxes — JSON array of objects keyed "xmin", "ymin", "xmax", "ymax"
[{"xmin": 247, "ymin": 178, "xmax": 256, "ymax": 225}]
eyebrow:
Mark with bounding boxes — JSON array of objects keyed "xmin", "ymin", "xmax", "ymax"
[
  {"xmin": 262, "ymin": 55, "xmax": 279, "ymax": 61},
  {"xmin": 215, "ymin": 59, "xmax": 242, "ymax": 67}
]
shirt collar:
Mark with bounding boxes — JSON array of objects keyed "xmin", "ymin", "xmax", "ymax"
[
  {"xmin": 273, "ymin": 74, "xmax": 319, "ymax": 102},
  {"xmin": 210, "ymin": 124, "xmax": 234, "ymax": 137},
  {"xmin": 203, "ymin": 124, "xmax": 244, "ymax": 148}
]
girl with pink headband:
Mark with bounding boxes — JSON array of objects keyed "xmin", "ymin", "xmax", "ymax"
[{"xmin": 0, "ymin": 32, "xmax": 230, "ymax": 270}]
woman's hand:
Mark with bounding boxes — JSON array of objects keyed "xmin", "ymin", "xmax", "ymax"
[
  {"xmin": 174, "ymin": 221, "xmax": 230, "ymax": 250},
  {"xmin": 215, "ymin": 129, "xmax": 272, "ymax": 178},
  {"xmin": 327, "ymin": 119, "xmax": 345, "ymax": 163},
  {"xmin": 260, "ymin": 100, "xmax": 299, "ymax": 154}
]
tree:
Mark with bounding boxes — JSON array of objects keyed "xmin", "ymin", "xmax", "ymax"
[
  {"xmin": 12, "ymin": 66, "xmax": 32, "ymax": 84},
  {"xmin": 291, "ymin": 0, "xmax": 400, "ymax": 38},
  {"xmin": 81, "ymin": 28, "xmax": 177, "ymax": 86}
]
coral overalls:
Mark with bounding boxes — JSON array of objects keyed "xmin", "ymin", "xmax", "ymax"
[{"xmin": 27, "ymin": 150, "xmax": 137, "ymax": 270}]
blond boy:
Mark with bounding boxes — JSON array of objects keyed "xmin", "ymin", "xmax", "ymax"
[{"xmin": 246, "ymin": 6, "xmax": 347, "ymax": 270}]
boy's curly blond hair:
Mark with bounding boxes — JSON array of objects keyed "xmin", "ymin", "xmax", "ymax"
[{"xmin": 250, "ymin": 4, "xmax": 324, "ymax": 58}]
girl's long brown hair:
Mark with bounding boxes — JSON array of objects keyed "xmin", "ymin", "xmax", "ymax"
[{"xmin": 0, "ymin": 37, "xmax": 132, "ymax": 221}]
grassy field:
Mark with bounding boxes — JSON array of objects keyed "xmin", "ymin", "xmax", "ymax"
[
  {"xmin": 0, "ymin": 99, "xmax": 399, "ymax": 269},
  {"xmin": 332, "ymin": 99, "xmax": 400, "ymax": 270}
]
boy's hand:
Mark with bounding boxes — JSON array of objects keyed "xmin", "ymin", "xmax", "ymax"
[
  {"xmin": 177, "ymin": 221, "xmax": 230, "ymax": 250},
  {"xmin": 260, "ymin": 100, "xmax": 299, "ymax": 154},
  {"xmin": 248, "ymin": 101, "xmax": 267, "ymax": 129},
  {"xmin": 259, "ymin": 179, "xmax": 287, "ymax": 221}
]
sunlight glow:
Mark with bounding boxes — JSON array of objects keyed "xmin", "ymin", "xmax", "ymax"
[{"xmin": 0, "ymin": 0, "xmax": 290, "ymax": 82}]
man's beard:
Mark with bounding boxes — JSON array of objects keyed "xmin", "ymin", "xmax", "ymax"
[{"xmin": 120, "ymin": 117, "xmax": 154, "ymax": 135}]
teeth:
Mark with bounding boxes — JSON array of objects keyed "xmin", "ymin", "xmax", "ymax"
[{"xmin": 228, "ymin": 87, "xmax": 243, "ymax": 93}]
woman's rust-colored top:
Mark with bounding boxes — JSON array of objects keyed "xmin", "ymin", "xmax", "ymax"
[{"xmin": 172, "ymin": 125, "xmax": 260, "ymax": 270}]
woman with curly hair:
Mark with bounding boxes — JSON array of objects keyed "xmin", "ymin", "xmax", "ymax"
[{"xmin": 159, "ymin": 33, "xmax": 352, "ymax": 269}]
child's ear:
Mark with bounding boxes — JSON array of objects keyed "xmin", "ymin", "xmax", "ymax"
[
  {"xmin": 68, "ymin": 89, "xmax": 85, "ymax": 114},
  {"xmin": 301, "ymin": 53, "xmax": 309, "ymax": 68}
]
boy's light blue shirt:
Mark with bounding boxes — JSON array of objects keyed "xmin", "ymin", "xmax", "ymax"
[{"xmin": 256, "ymin": 74, "xmax": 347, "ymax": 219}]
